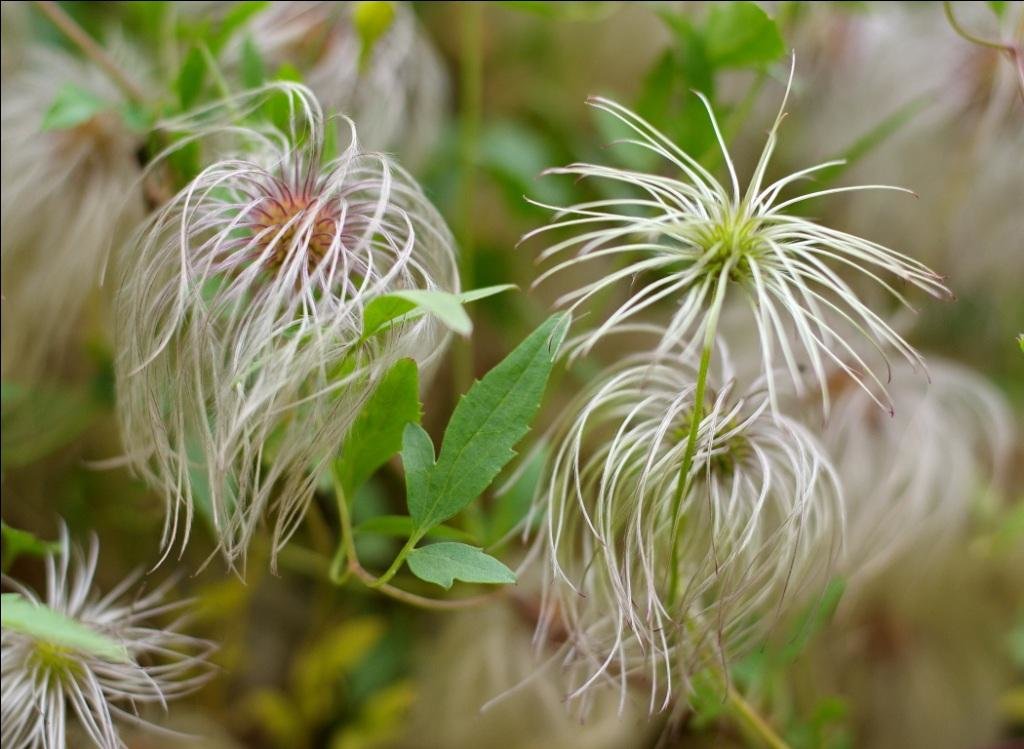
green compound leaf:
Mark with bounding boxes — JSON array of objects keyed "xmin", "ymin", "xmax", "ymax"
[
  {"xmin": 41, "ymin": 84, "xmax": 108, "ymax": 131},
  {"xmin": 405, "ymin": 313, "xmax": 569, "ymax": 533},
  {"xmin": 406, "ymin": 543, "xmax": 516, "ymax": 589},
  {"xmin": 361, "ymin": 285, "xmax": 517, "ymax": 341},
  {"xmin": 335, "ymin": 359, "xmax": 421, "ymax": 498},
  {"xmin": 1, "ymin": 593, "xmax": 130, "ymax": 663},
  {"xmin": 705, "ymin": 2, "xmax": 785, "ymax": 69}
]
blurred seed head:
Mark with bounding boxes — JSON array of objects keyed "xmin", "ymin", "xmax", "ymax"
[
  {"xmin": 532, "ymin": 343, "xmax": 843, "ymax": 714},
  {"xmin": 113, "ymin": 84, "xmax": 459, "ymax": 567},
  {"xmin": 825, "ymin": 357, "xmax": 1015, "ymax": 603},
  {"xmin": 1, "ymin": 45, "xmax": 145, "ymax": 379},
  {"xmin": 1, "ymin": 527, "xmax": 215, "ymax": 749},
  {"xmin": 525, "ymin": 67, "xmax": 952, "ymax": 416},
  {"xmin": 230, "ymin": 1, "xmax": 448, "ymax": 166}
]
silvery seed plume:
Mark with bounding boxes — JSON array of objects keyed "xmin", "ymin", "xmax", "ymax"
[
  {"xmin": 1, "ymin": 527, "xmax": 214, "ymax": 749},
  {"xmin": 113, "ymin": 84, "xmax": 459, "ymax": 566},
  {"xmin": 531, "ymin": 334, "xmax": 842, "ymax": 713},
  {"xmin": 824, "ymin": 358, "xmax": 1014, "ymax": 603},
  {"xmin": 1, "ymin": 45, "xmax": 145, "ymax": 378},
  {"xmin": 524, "ymin": 64, "xmax": 952, "ymax": 415},
  {"xmin": 226, "ymin": 1, "xmax": 447, "ymax": 165}
]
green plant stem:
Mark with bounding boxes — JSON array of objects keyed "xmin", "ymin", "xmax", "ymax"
[
  {"xmin": 366, "ymin": 532, "xmax": 420, "ymax": 589},
  {"xmin": 943, "ymin": 1, "xmax": 1012, "ymax": 52},
  {"xmin": 453, "ymin": 1, "xmax": 485, "ymax": 399},
  {"xmin": 34, "ymin": 1, "xmax": 148, "ymax": 103},
  {"xmin": 726, "ymin": 685, "xmax": 791, "ymax": 749},
  {"xmin": 328, "ymin": 470, "xmax": 497, "ymax": 610},
  {"xmin": 666, "ymin": 266, "xmax": 731, "ymax": 605}
]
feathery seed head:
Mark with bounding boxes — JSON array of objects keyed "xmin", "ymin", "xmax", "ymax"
[
  {"xmin": 526, "ymin": 64, "xmax": 952, "ymax": 415},
  {"xmin": 1, "ymin": 528, "xmax": 214, "ymax": 749},
  {"xmin": 532, "ymin": 345, "xmax": 843, "ymax": 714},
  {"xmin": 113, "ymin": 84, "xmax": 459, "ymax": 566}
]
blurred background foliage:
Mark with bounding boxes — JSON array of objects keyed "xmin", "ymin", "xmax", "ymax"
[{"xmin": 1, "ymin": 2, "xmax": 1021, "ymax": 748}]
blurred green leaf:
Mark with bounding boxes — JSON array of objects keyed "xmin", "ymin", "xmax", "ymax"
[
  {"xmin": 1, "ymin": 593, "xmax": 130, "ymax": 663},
  {"xmin": 354, "ymin": 515, "xmax": 476, "ymax": 544},
  {"xmin": 353, "ymin": 2, "xmax": 396, "ymax": 70},
  {"xmin": 240, "ymin": 35, "xmax": 266, "ymax": 89},
  {"xmin": 406, "ymin": 542, "xmax": 515, "ymax": 589},
  {"xmin": 487, "ymin": 445, "xmax": 547, "ymax": 545},
  {"xmin": 41, "ymin": 84, "xmax": 108, "ymax": 131},
  {"xmin": 1, "ymin": 382, "xmax": 99, "ymax": 467},
  {"xmin": 208, "ymin": 1, "xmax": 270, "ymax": 53},
  {"xmin": 1, "ymin": 523, "xmax": 61, "ymax": 572},
  {"xmin": 119, "ymin": 101, "xmax": 154, "ymax": 132},
  {"xmin": 704, "ymin": 2, "xmax": 785, "ymax": 69},
  {"xmin": 335, "ymin": 359, "xmax": 421, "ymax": 499},
  {"xmin": 479, "ymin": 122, "xmax": 571, "ymax": 206},
  {"xmin": 176, "ymin": 46, "xmax": 207, "ymax": 110},
  {"xmin": 779, "ymin": 577, "xmax": 846, "ymax": 663},
  {"xmin": 403, "ymin": 313, "xmax": 569, "ymax": 532}
]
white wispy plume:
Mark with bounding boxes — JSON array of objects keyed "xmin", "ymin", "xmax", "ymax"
[
  {"xmin": 1, "ymin": 45, "xmax": 145, "ymax": 378},
  {"xmin": 824, "ymin": 357, "xmax": 1015, "ymax": 601},
  {"xmin": 113, "ymin": 84, "xmax": 459, "ymax": 566},
  {"xmin": 228, "ymin": 1, "xmax": 447, "ymax": 165},
  {"xmin": 524, "ymin": 66, "xmax": 951, "ymax": 415},
  {"xmin": 531, "ymin": 336, "xmax": 842, "ymax": 714},
  {"xmin": 1, "ymin": 528, "xmax": 214, "ymax": 749}
]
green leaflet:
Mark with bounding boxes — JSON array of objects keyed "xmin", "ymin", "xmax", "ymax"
[
  {"xmin": 361, "ymin": 285, "xmax": 518, "ymax": 341},
  {"xmin": 405, "ymin": 543, "xmax": 515, "ymax": 590},
  {"xmin": 400, "ymin": 423, "xmax": 435, "ymax": 515},
  {"xmin": 41, "ymin": 84, "xmax": 108, "ymax": 131},
  {"xmin": 404, "ymin": 313, "xmax": 569, "ymax": 533},
  {"xmin": 335, "ymin": 359, "xmax": 421, "ymax": 498},
  {"xmin": 1, "ymin": 594, "xmax": 130, "ymax": 663},
  {"xmin": 704, "ymin": 2, "xmax": 785, "ymax": 69}
]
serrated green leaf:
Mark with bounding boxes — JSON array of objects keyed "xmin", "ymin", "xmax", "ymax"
[
  {"xmin": 353, "ymin": 1, "xmax": 396, "ymax": 70},
  {"xmin": 335, "ymin": 359, "xmax": 421, "ymax": 498},
  {"xmin": 41, "ymin": 84, "xmax": 108, "ymax": 131},
  {"xmin": 405, "ymin": 542, "xmax": 515, "ymax": 589},
  {"xmin": 1, "ymin": 523, "xmax": 61, "ymax": 572},
  {"xmin": 1, "ymin": 593, "xmax": 130, "ymax": 663},
  {"xmin": 705, "ymin": 2, "xmax": 785, "ymax": 69},
  {"xmin": 361, "ymin": 285, "xmax": 517, "ymax": 341},
  {"xmin": 177, "ymin": 47, "xmax": 207, "ymax": 110},
  {"xmin": 240, "ymin": 35, "xmax": 266, "ymax": 89},
  {"xmin": 354, "ymin": 515, "xmax": 476, "ymax": 544},
  {"xmin": 406, "ymin": 313, "xmax": 569, "ymax": 532}
]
